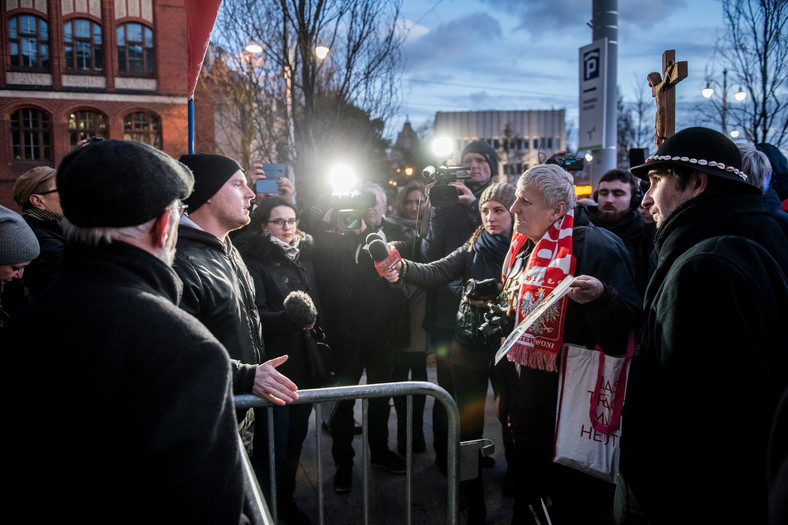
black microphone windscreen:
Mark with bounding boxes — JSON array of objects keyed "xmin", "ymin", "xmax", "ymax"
[
  {"xmin": 366, "ymin": 232, "xmax": 383, "ymax": 245},
  {"xmin": 283, "ymin": 290, "xmax": 317, "ymax": 327},
  {"xmin": 368, "ymin": 239, "xmax": 390, "ymax": 262}
]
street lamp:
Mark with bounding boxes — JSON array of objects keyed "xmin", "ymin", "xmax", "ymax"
[
  {"xmin": 283, "ymin": 44, "xmax": 329, "ymax": 186},
  {"xmin": 701, "ymin": 68, "xmax": 746, "ymax": 136},
  {"xmin": 245, "ymin": 41, "xmax": 263, "ymax": 54}
]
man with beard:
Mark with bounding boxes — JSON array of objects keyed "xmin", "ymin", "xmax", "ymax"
[
  {"xmin": 2, "ymin": 141, "xmax": 251, "ymax": 523},
  {"xmin": 590, "ymin": 169, "xmax": 655, "ymax": 298}
]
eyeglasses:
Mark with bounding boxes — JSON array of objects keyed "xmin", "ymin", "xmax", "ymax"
[
  {"xmin": 36, "ymin": 188, "xmax": 58, "ymax": 195},
  {"xmin": 268, "ymin": 218, "xmax": 298, "ymax": 228}
]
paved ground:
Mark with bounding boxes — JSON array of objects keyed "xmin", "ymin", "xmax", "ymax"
[{"xmin": 287, "ymin": 354, "xmax": 514, "ymax": 525}]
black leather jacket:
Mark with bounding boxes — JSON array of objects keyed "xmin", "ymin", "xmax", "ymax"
[{"xmin": 173, "ymin": 224, "xmax": 264, "ymax": 394}]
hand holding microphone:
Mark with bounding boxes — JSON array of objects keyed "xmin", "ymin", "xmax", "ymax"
[{"xmin": 366, "ymin": 233, "xmax": 402, "ymax": 279}]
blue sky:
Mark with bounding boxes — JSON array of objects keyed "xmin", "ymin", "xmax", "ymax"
[{"xmin": 392, "ymin": 0, "xmax": 727, "ymax": 148}]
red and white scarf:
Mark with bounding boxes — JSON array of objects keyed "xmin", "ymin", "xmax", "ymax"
[{"xmin": 504, "ymin": 208, "xmax": 576, "ymax": 371}]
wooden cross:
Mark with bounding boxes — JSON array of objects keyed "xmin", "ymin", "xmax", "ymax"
[{"xmin": 647, "ymin": 50, "xmax": 688, "ymax": 148}]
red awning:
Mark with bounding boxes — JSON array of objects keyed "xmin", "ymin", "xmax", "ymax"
[{"xmin": 185, "ymin": 0, "xmax": 223, "ymax": 99}]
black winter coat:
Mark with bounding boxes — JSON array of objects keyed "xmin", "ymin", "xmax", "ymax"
[
  {"xmin": 174, "ymin": 224, "xmax": 264, "ymax": 394},
  {"xmin": 313, "ymin": 217, "xmax": 409, "ymax": 350},
  {"xmin": 588, "ymin": 205, "xmax": 656, "ymax": 298},
  {"xmin": 235, "ymin": 231, "xmax": 324, "ymax": 388},
  {"xmin": 21, "ymin": 212, "xmax": 64, "ymax": 297},
  {"xmin": 620, "ymin": 191, "xmax": 788, "ymax": 525},
  {"xmin": 504, "ymin": 206, "xmax": 641, "ymax": 449},
  {"xmin": 1, "ymin": 242, "xmax": 247, "ymax": 524}
]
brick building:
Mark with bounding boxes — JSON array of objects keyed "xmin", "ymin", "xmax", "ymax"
[{"xmin": 0, "ymin": 0, "xmax": 215, "ymax": 209}]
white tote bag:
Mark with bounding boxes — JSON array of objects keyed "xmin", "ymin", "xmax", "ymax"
[{"xmin": 552, "ymin": 333, "xmax": 633, "ymax": 483}]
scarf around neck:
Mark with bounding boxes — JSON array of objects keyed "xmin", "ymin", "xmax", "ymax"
[
  {"xmin": 504, "ymin": 208, "xmax": 576, "ymax": 371},
  {"xmin": 473, "ymin": 229, "xmax": 511, "ymax": 263},
  {"xmin": 266, "ymin": 232, "xmax": 301, "ymax": 261}
]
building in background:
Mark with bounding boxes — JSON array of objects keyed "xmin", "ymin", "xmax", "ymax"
[
  {"xmin": 0, "ymin": 0, "xmax": 215, "ymax": 209},
  {"xmin": 433, "ymin": 109, "xmax": 566, "ymax": 185}
]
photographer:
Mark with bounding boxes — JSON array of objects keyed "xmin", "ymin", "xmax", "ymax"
[
  {"xmin": 384, "ymin": 183, "xmax": 516, "ymax": 525},
  {"xmin": 420, "ymin": 140, "xmax": 498, "ymax": 477},
  {"xmin": 309, "ymin": 182, "xmax": 411, "ymax": 494}
]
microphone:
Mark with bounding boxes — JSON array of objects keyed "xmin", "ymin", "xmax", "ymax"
[
  {"xmin": 366, "ymin": 232, "xmax": 383, "ymax": 245},
  {"xmin": 367, "ymin": 239, "xmax": 402, "ymax": 277},
  {"xmin": 283, "ymin": 290, "xmax": 317, "ymax": 327}
]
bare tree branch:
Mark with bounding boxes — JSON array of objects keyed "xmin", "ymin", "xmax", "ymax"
[
  {"xmin": 697, "ymin": 0, "xmax": 788, "ymax": 148},
  {"xmin": 208, "ymin": 0, "xmax": 405, "ymax": 204}
]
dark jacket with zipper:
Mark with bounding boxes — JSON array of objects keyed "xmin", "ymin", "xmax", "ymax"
[{"xmin": 173, "ymin": 224, "xmax": 264, "ymax": 395}]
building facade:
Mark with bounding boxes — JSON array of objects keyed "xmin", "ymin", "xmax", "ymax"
[
  {"xmin": 433, "ymin": 109, "xmax": 566, "ymax": 185},
  {"xmin": 0, "ymin": 0, "xmax": 214, "ymax": 209}
]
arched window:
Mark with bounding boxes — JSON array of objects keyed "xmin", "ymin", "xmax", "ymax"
[
  {"xmin": 116, "ymin": 22, "xmax": 154, "ymax": 75},
  {"xmin": 68, "ymin": 110, "xmax": 107, "ymax": 149},
  {"xmin": 8, "ymin": 14, "xmax": 50, "ymax": 69},
  {"xmin": 124, "ymin": 111, "xmax": 161, "ymax": 148},
  {"xmin": 11, "ymin": 108, "xmax": 52, "ymax": 161},
  {"xmin": 64, "ymin": 18, "xmax": 103, "ymax": 72}
]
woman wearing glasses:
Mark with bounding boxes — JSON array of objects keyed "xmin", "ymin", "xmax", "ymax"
[{"xmin": 236, "ymin": 196, "xmax": 325, "ymax": 525}]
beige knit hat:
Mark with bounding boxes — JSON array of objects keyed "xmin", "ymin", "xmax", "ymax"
[
  {"xmin": 13, "ymin": 166, "xmax": 56, "ymax": 208},
  {"xmin": 479, "ymin": 182, "xmax": 516, "ymax": 210}
]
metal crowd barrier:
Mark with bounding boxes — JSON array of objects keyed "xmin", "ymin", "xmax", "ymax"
[{"xmin": 236, "ymin": 380, "xmax": 494, "ymax": 525}]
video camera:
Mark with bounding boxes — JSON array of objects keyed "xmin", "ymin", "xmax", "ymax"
[
  {"xmin": 546, "ymin": 152, "xmax": 584, "ymax": 171},
  {"xmin": 422, "ymin": 165, "xmax": 471, "ymax": 208},
  {"xmin": 309, "ymin": 190, "xmax": 377, "ymax": 231},
  {"xmin": 463, "ymin": 278, "xmax": 500, "ymax": 302}
]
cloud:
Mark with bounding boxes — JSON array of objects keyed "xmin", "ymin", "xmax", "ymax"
[
  {"xmin": 402, "ymin": 11, "xmax": 502, "ymax": 72},
  {"xmin": 478, "ymin": 0, "xmax": 692, "ymax": 34}
]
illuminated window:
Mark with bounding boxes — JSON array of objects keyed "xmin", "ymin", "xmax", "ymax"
[
  {"xmin": 117, "ymin": 23, "xmax": 154, "ymax": 75},
  {"xmin": 68, "ymin": 110, "xmax": 107, "ymax": 149},
  {"xmin": 8, "ymin": 15, "xmax": 50, "ymax": 69},
  {"xmin": 124, "ymin": 111, "xmax": 161, "ymax": 148},
  {"xmin": 11, "ymin": 108, "xmax": 52, "ymax": 161},
  {"xmin": 64, "ymin": 19, "xmax": 103, "ymax": 72}
]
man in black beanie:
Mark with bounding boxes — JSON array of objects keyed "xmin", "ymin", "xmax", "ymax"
[
  {"xmin": 173, "ymin": 153, "xmax": 299, "ymax": 509},
  {"xmin": 1, "ymin": 140, "xmax": 252, "ymax": 523},
  {"xmin": 420, "ymin": 140, "xmax": 498, "ymax": 474}
]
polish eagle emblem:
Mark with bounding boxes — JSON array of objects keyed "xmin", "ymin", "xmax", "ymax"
[{"xmin": 519, "ymin": 287, "xmax": 559, "ymax": 335}]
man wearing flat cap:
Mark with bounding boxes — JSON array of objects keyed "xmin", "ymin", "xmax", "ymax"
[
  {"xmin": 174, "ymin": 153, "xmax": 299, "ymax": 501},
  {"xmin": 0, "ymin": 141, "xmax": 251, "ymax": 523},
  {"xmin": 12, "ymin": 166, "xmax": 64, "ymax": 297},
  {"xmin": 616, "ymin": 127, "xmax": 788, "ymax": 525}
]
